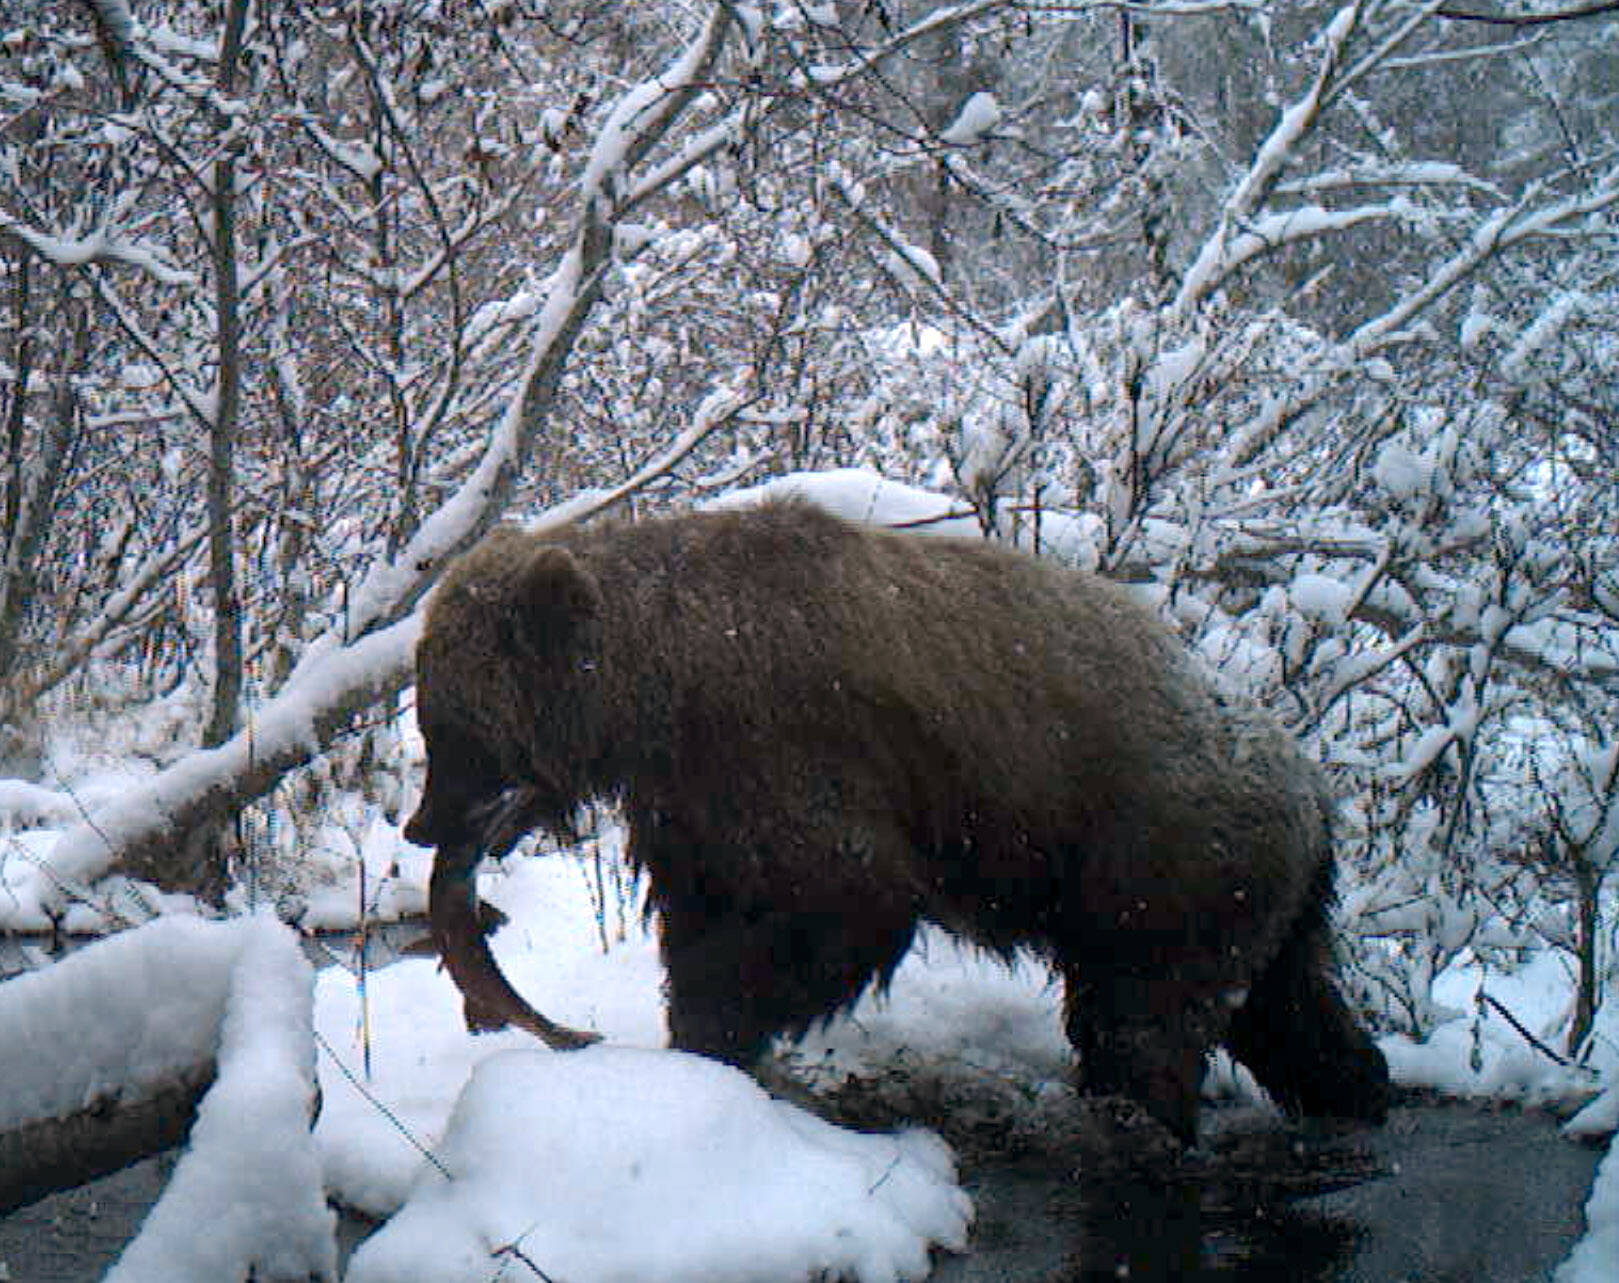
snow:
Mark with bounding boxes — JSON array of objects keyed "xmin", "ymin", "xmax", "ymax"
[
  {"xmin": 1173, "ymin": 4, "xmax": 1358, "ymax": 317},
  {"xmin": 1558, "ymin": 1139, "xmax": 1619, "ymax": 1283},
  {"xmin": 312, "ymin": 853, "xmax": 667, "ymax": 1216},
  {"xmin": 307, "ymin": 832, "xmax": 1613, "ymax": 1282},
  {"xmin": 1370, "ymin": 436, "xmax": 1445, "ymax": 505},
  {"xmin": 939, "ymin": 92, "xmax": 1001, "ymax": 146},
  {"xmin": 1379, "ymin": 950, "xmax": 1609, "ymax": 1110},
  {"xmin": 347, "ymin": 1048, "xmax": 970, "ymax": 1283},
  {"xmin": 0, "ymin": 214, "xmax": 195, "ymax": 287},
  {"xmin": 295, "ymin": 811, "xmax": 432, "ymax": 931},
  {"xmin": 884, "ymin": 241, "xmax": 943, "ymax": 289},
  {"xmin": 708, "ymin": 467, "xmax": 978, "ymax": 535},
  {"xmin": 0, "ymin": 915, "xmax": 236, "ymax": 1133},
  {"xmin": 1288, "ymin": 571, "xmax": 1354, "ymax": 626},
  {"xmin": 581, "ymin": 7, "xmax": 727, "ymax": 203},
  {"xmin": 106, "ymin": 916, "xmax": 336, "ymax": 1282}
]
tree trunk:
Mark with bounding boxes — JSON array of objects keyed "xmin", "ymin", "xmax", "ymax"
[
  {"xmin": 1569, "ymin": 855, "xmax": 1599, "ymax": 1060},
  {"xmin": 200, "ymin": 0, "xmax": 251, "ymax": 752},
  {"xmin": 0, "ymin": 279, "xmax": 84, "ymax": 718}
]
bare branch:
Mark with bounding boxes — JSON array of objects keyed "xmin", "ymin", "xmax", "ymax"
[{"xmin": 1438, "ymin": 1, "xmax": 1619, "ymax": 25}]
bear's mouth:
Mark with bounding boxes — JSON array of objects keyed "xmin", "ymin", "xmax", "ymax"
[{"xmin": 468, "ymin": 785, "xmax": 542, "ymax": 861}]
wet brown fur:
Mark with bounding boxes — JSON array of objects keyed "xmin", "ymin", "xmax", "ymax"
[{"xmin": 405, "ymin": 500, "xmax": 1389, "ymax": 1141}]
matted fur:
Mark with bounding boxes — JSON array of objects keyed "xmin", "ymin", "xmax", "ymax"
[{"xmin": 406, "ymin": 501, "xmax": 1388, "ymax": 1141}]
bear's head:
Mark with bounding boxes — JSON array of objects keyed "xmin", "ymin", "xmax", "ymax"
[{"xmin": 405, "ymin": 526, "xmax": 607, "ymax": 855}]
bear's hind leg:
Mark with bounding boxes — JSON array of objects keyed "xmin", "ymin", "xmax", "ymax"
[{"xmin": 1224, "ymin": 901, "xmax": 1390, "ymax": 1124}]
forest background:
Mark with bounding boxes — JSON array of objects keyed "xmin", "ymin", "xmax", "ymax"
[{"xmin": 1, "ymin": 0, "xmax": 1616, "ymax": 1075}]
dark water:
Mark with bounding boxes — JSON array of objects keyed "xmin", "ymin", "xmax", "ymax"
[{"xmin": 930, "ymin": 1098, "xmax": 1602, "ymax": 1282}]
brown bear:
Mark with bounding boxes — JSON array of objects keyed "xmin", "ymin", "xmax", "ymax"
[{"xmin": 404, "ymin": 499, "xmax": 1389, "ymax": 1143}]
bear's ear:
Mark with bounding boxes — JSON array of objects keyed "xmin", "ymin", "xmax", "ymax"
[{"xmin": 511, "ymin": 545, "xmax": 603, "ymax": 648}]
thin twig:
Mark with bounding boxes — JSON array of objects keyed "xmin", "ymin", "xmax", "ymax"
[
  {"xmin": 1438, "ymin": 1, "xmax": 1619, "ymax": 25},
  {"xmin": 312, "ymin": 1028, "xmax": 453, "ymax": 1180},
  {"xmin": 1476, "ymin": 990, "xmax": 1572, "ymax": 1067}
]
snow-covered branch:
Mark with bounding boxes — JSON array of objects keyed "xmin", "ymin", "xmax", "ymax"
[
  {"xmin": 1343, "ymin": 164, "xmax": 1619, "ymax": 360},
  {"xmin": 0, "ymin": 211, "xmax": 194, "ymax": 287},
  {"xmin": 0, "ymin": 916, "xmax": 334, "ymax": 1277},
  {"xmin": 15, "ymin": 617, "xmax": 414, "ymax": 916},
  {"xmin": 1173, "ymin": 3, "xmax": 1365, "ymax": 317}
]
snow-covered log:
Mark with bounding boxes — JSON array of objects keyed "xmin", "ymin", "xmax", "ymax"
[{"xmin": 0, "ymin": 915, "xmax": 335, "ymax": 1282}]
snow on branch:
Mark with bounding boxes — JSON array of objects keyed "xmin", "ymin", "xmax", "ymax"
[
  {"xmin": 1276, "ymin": 160, "xmax": 1505, "ymax": 200},
  {"xmin": 1186, "ymin": 202, "xmax": 1407, "ymax": 293},
  {"xmin": 2, "ymin": 617, "xmax": 419, "ymax": 928},
  {"xmin": 2, "ymin": 7, "xmax": 768, "ymax": 916},
  {"xmin": 0, "ymin": 211, "xmax": 194, "ymax": 288},
  {"xmin": 527, "ymin": 384, "xmax": 754, "ymax": 535},
  {"xmin": 1173, "ymin": 3, "xmax": 1364, "ymax": 317},
  {"xmin": 582, "ymin": 3, "xmax": 734, "ymax": 206},
  {"xmin": 1342, "ymin": 164, "xmax": 1619, "ymax": 360},
  {"xmin": 829, "ymin": 168, "xmax": 1015, "ymax": 356}
]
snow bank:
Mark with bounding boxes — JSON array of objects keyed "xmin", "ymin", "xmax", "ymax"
[
  {"xmin": 1556, "ymin": 1138, "xmax": 1619, "ymax": 1283},
  {"xmin": 314, "ymin": 855, "xmax": 981, "ymax": 1283},
  {"xmin": 346, "ymin": 1047, "xmax": 971, "ymax": 1283},
  {"xmin": 1379, "ymin": 950, "xmax": 1610, "ymax": 1112},
  {"xmin": 295, "ymin": 811, "xmax": 433, "ymax": 930},
  {"xmin": 314, "ymin": 853, "xmax": 666, "ymax": 1216}
]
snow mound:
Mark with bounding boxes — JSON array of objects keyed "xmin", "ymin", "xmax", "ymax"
[
  {"xmin": 0, "ymin": 914, "xmax": 236, "ymax": 1132},
  {"xmin": 346, "ymin": 1046, "xmax": 972, "ymax": 1283},
  {"xmin": 313, "ymin": 853, "xmax": 666, "ymax": 1216},
  {"xmin": 1556, "ymin": 1138, "xmax": 1619, "ymax": 1283}
]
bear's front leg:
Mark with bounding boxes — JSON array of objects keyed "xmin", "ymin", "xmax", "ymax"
[
  {"xmin": 1065, "ymin": 965, "xmax": 1225, "ymax": 1147},
  {"xmin": 656, "ymin": 884, "xmax": 918, "ymax": 1066}
]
